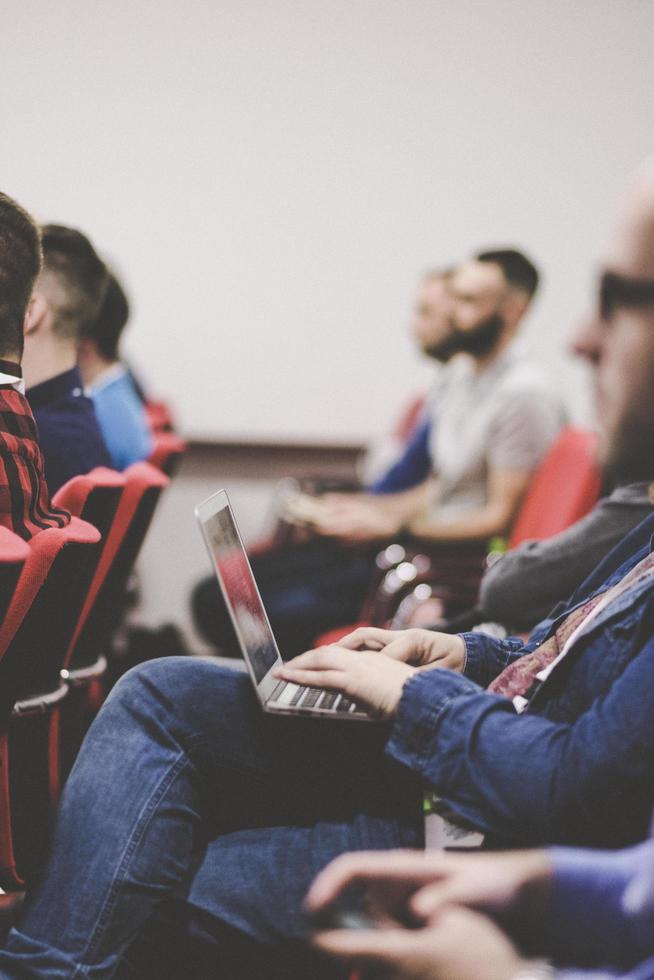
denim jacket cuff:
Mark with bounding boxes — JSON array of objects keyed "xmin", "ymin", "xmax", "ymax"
[
  {"xmin": 460, "ymin": 630, "xmax": 527, "ymax": 688},
  {"xmin": 386, "ymin": 668, "xmax": 481, "ymax": 772},
  {"xmin": 460, "ymin": 631, "xmax": 489, "ymax": 682}
]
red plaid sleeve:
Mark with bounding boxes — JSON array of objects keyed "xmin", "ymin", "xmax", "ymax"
[{"xmin": 0, "ymin": 388, "xmax": 70, "ymax": 540}]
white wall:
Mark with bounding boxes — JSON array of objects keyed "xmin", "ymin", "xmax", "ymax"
[{"xmin": 2, "ymin": 0, "xmax": 653, "ymax": 443}]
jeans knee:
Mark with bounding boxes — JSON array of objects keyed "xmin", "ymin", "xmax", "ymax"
[{"xmin": 106, "ymin": 656, "xmax": 251, "ymax": 729}]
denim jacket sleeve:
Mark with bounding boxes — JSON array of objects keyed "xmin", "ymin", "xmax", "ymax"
[
  {"xmin": 386, "ymin": 634, "xmax": 654, "ymax": 846},
  {"xmin": 460, "ymin": 630, "xmax": 530, "ymax": 687}
]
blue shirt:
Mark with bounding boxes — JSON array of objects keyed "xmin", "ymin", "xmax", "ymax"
[
  {"xmin": 545, "ymin": 841, "xmax": 654, "ymax": 978},
  {"xmin": 27, "ymin": 367, "xmax": 112, "ymax": 495},
  {"xmin": 368, "ymin": 416, "xmax": 432, "ymax": 494},
  {"xmin": 88, "ymin": 365, "xmax": 152, "ymax": 471},
  {"xmin": 387, "ymin": 512, "xmax": 654, "ymax": 849}
]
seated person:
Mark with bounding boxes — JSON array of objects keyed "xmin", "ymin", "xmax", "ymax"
[
  {"xmin": 2, "ymin": 163, "xmax": 654, "ymax": 979},
  {"xmin": 308, "ymin": 837, "xmax": 654, "ymax": 979},
  {"xmin": 0, "ymin": 196, "xmax": 70, "ymax": 536},
  {"xmin": 362, "ymin": 267, "xmax": 455, "ymax": 493},
  {"xmin": 475, "ymin": 479, "xmax": 654, "ymax": 631},
  {"xmin": 77, "ymin": 270, "xmax": 153, "ymax": 470},
  {"xmin": 22, "ymin": 224, "xmax": 112, "ymax": 495},
  {"xmin": 193, "ymin": 251, "xmax": 564, "ymax": 657}
]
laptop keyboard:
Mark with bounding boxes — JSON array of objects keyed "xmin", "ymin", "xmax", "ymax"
[{"xmin": 268, "ymin": 680, "xmax": 363, "ymax": 716}]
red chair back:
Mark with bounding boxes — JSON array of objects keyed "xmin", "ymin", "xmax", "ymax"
[
  {"xmin": 145, "ymin": 399, "xmax": 175, "ymax": 434},
  {"xmin": 148, "ymin": 431, "xmax": 186, "ymax": 478},
  {"xmin": 508, "ymin": 427, "xmax": 601, "ymax": 548},
  {"xmin": 53, "ymin": 467, "xmax": 126, "ymax": 537},
  {"xmin": 0, "ymin": 518, "xmax": 101, "ymax": 889},
  {"xmin": 65, "ymin": 462, "xmax": 169, "ymax": 674},
  {"xmin": 0, "ymin": 529, "xmax": 29, "ymax": 626}
]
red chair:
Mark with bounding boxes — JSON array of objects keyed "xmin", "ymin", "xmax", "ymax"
[
  {"xmin": 148, "ymin": 431, "xmax": 187, "ymax": 478},
  {"xmin": 53, "ymin": 467, "xmax": 126, "ymax": 532},
  {"xmin": 144, "ymin": 399, "xmax": 176, "ymax": 434},
  {"xmin": 0, "ymin": 528, "xmax": 30, "ymax": 626},
  {"xmin": 315, "ymin": 427, "xmax": 602, "ymax": 644},
  {"xmin": 59, "ymin": 463, "xmax": 169, "ymax": 773},
  {"xmin": 506, "ymin": 427, "xmax": 600, "ymax": 547},
  {"xmin": 0, "ymin": 517, "xmax": 101, "ymax": 890}
]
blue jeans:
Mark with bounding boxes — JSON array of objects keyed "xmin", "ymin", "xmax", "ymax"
[{"xmin": 0, "ymin": 658, "xmax": 422, "ymax": 979}]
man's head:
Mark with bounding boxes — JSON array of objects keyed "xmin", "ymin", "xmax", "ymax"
[
  {"xmin": 0, "ymin": 192, "xmax": 42, "ymax": 362},
  {"xmin": 428, "ymin": 248, "xmax": 539, "ymax": 362},
  {"xmin": 23, "ymin": 225, "xmax": 108, "ymax": 387},
  {"xmin": 573, "ymin": 160, "xmax": 654, "ymax": 483},
  {"xmin": 77, "ymin": 271, "xmax": 130, "ymax": 384},
  {"xmin": 410, "ymin": 268, "xmax": 456, "ymax": 360}
]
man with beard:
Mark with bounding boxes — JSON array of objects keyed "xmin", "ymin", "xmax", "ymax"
[
  {"xmin": 311, "ymin": 249, "xmax": 563, "ymax": 545},
  {"xmin": 193, "ymin": 251, "xmax": 562, "ymax": 657},
  {"xmin": 6, "ymin": 162, "xmax": 654, "ymax": 980}
]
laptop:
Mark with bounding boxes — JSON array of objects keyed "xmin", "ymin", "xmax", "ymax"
[{"xmin": 195, "ymin": 489, "xmax": 374, "ymax": 722}]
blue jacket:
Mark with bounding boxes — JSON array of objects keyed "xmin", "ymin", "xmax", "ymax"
[
  {"xmin": 27, "ymin": 367, "xmax": 112, "ymax": 495},
  {"xmin": 369, "ymin": 416, "xmax": 432, "ymax": 493},
  {"xmin": 387, "ymin": 513, "xmax": 654, "ymax": 849}
]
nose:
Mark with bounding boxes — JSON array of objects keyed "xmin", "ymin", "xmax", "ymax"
[{"xmin": 571, "ymin": 310, "xmax": 603, "ymax": 366}]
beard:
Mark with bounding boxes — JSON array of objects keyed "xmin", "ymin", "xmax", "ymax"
[
  {"xmin": 424, "ymin": 312, "xmax": 505, "ymax": 362},
  {"xmin": 601, "ymin": 413, "xmax": 654, "ymax": 487}
]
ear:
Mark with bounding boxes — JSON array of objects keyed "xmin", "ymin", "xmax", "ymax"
[
  {"xmin": 502, "ymin": 290, "xmax": 529, "ymax": 327},
  {"xmin": 24, "ymin": 294, "xmax": 48, "ymax": 336}
]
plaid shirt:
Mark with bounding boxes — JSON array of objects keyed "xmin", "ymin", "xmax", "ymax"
[{"xmin": 0, "ymin": 384, "xmax": 70, "ymax": 540}]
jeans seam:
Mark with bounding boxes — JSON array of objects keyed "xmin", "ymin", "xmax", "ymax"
[{"xmin": 74, "ymin": 751, "xmax": 190, "ymax": 975}]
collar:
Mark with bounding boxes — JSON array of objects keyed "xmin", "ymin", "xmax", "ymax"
[
  {"xmin": 0, "ymin": 358, "xmax": 25, "ymax": 393},
  {"xmin": 86, "ymin": 362, "xmax": 127, "ymax": 395},
  {"xmin": 26, "ymin": 366, "xmax": 84, "ymax": 410}
]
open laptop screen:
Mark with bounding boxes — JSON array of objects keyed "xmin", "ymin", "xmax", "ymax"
[{"xmin": 203, "ymin": 504, "xmax": 278, "ymax": 683}]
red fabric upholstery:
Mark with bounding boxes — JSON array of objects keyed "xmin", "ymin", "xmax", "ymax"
[
  {"xmin": 0, "ymin": 518, "xmax": 101, "ymax": 665},
  {"xmin": 53, "ymin": 467, "xmax": 125, "ymax": 526},
  {"xmin": 148, "ymin": 431, "xmax": 187, "ymax": 478},
  {"xmin": 145, "ymin": 399, "xmax": 175, "ymax": 434},
  {"xmin": 64, "ymin": 462, "xmax": 169, "ymax": 674},
  {"xmin": 0, "ymin": 518, "xmax": 101, "ymax": 889},
  {"xmin": 59, "ymin": 464, "xmax": 167, "ymax": 785},
  {"xmin": 0, "ymin": 529, "xmax": 29, "ymax": 627},
  {"xmin": 508, "ymin": 427, "xmax": 601, "ymax": 547},
  {"xmin": 0, "ymin": 527, "xmax": 30, "ymax": 564}
]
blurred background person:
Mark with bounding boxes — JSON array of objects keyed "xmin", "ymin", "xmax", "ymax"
[
  {"xmin": 22, "ymin": 224, "xmax": 112, "ymax": 495},
  {"xmin": 193, "ymin": 248, "xmax": 564, "ymax": 657},
  {"xmin": 77, "ymin": 270, "xmax": 153, "ymax": 470}
]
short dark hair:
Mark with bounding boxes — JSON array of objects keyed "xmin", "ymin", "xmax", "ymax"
[
  {"xmin": 41, "ymin": 224, "xmax": 108, "ymax": 339},
  {"xmin": 475, "ymin": 248, "xmax": 539, "ymax": 299},
  {"xmin": 82, "ymin": 270, "xmax": 130, "ymax": 362},
  {"xmin": 0, "ymin": 192, "xmax": 42, "ymax": 359}
]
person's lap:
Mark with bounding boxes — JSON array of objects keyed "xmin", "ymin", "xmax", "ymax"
[{"xmin": 0, "ymin": 657, "xmax": 422, "ymax": 979}]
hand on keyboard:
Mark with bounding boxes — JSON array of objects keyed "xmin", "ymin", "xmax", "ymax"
[{"xmin": 273, "ymin": 645, "xmax": 416, "ymax": 720}]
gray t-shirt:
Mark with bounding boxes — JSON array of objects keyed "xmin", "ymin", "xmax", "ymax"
[
  {"xmin": 427, "ymin": 345, "xmax": 565, "ymax": 518},
  {"xmin": 479, "ymin": 482, "xmax": 654, "ymax": 630}
]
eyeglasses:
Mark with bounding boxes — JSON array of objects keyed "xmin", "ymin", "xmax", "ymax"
[{"xmin": 599, "ymin": 271, "xmax": 654, "ymax": 322}]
